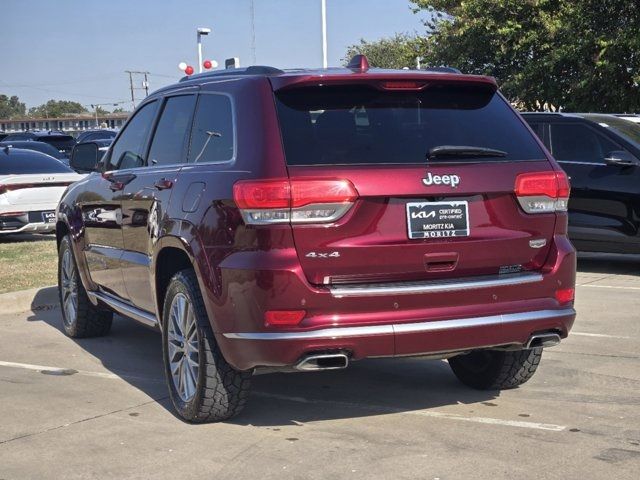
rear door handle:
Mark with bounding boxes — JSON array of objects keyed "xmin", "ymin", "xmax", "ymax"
[{"xmin": 154, "ymin": 178, "xmax": 173, "ymax": 190}]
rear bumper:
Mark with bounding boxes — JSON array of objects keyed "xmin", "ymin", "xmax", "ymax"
[
  {"xmin": 0, "ymin": 221, "xmax": 56, "ymax": 234},
  {"xmin": 217, "ymin": 307, "xmax": 575, "ymax": 370},
  {"xmin": 0, "ymin": 208, "xmax": 57, "ymax": 234},
  {"xmin": 210, "ymin": 234, "xmax": 576, "ymax": 370}
]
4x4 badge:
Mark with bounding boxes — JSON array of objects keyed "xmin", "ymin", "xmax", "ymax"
[{"xmin": 422, "ymin": 172, "xmax": 460, "ymax": 188}]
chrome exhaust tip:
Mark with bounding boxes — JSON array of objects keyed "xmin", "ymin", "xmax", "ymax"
[
  {"xmin": 294, "ymin": 353, "xmax": 349, "ymax": 371},
  {"xmin": 526, "ymin": 333, "xmax": 561, "ymax": 349}
]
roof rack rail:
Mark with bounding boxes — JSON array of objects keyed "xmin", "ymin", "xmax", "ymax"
[{"xmin": 179, "ymin": 65, "xmax": 284, "ymax": 82}]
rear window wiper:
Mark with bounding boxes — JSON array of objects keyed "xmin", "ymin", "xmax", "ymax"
[{"xmin": 428, "ymin": 145, "xmax": 508, "ymax": 161}]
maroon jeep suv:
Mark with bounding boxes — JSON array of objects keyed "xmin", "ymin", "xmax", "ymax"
[{"xmin": 57, "ymin": 56, "xmax": 576, "ymax": 422}]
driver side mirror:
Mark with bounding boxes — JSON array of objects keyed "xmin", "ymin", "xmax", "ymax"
[
  {"xmin": 70, "ymin": 142, "xmax": 101, "ymax": 172},
  {"xmin": 604, "ymin": 150, "xmax": 639, "ymax": 167}
]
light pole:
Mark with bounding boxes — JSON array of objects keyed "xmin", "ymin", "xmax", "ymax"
[
  {"xmin": 321, "ymin": 0, "xmax": 327, "ymax": 68},
  {"xmin": 197, "ymin": 27, "xmax": 211, "ymax": 73},
  {"xmin": 90, "ymin": 103, "xmax": 119, "ymax": 128}
]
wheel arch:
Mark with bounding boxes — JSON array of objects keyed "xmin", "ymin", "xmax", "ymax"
[{"xmin": 154, "ymin": 233, "xmax": 214, "ymax": 330}]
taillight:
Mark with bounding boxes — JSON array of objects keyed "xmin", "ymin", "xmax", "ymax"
[
  {"xmin": 233, "ymin": 178, "xmax": 358, "ymax": 225},
  {"xmin": 514, "ymin": 171, "xmax": 570, "ymax": 214},
  {"xmin": 0, "ymin": 182, "xmax": 72, "ymax": 195},
  {"xmin": 0, "ymin": 211, "xmax": 26, "ymax": 217}
]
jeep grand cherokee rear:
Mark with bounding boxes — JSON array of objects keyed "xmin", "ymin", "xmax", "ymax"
[{"xmin": 57, "ymin": 60, "xmax": 576, "ymax": 423}]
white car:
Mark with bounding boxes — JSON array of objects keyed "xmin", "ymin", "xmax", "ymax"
[
  {"xmin": 615, "ymin": 114, "xmax": 640, "ymax": 124},
  {"xmin": 0, "ymin": 146, "xmax": 84, "ymax": 234}
]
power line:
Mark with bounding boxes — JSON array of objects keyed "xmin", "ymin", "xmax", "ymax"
[
  {"xmin": 0, "ymin": 80, "xmax": 127, "ymax": 101},
  {"xmin": 147, "ymin": 72, "xmax": 180, "ymax": 79},
  {"xmin": 0, "ymin": 74, "xmax": 123, "ymax": 89}
]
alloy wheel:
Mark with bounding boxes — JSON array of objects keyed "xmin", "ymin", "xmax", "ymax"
[
  {"xmin": 167, "ymin": 293, "xmax": 200, "ymax": 402},
  {"xmin": 60, "ymin": 249, "xmax": 78, "ymax": 327}
]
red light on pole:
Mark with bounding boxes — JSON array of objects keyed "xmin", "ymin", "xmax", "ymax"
[
  {"xmin": 203, "ymin": 60, "xmax": 212, "ymax": 70},
  {"xmin": 185, "ymin": 65, "xmax": 194, "ymax": 75}
]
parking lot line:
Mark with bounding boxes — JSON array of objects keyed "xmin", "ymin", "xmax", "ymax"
[
  {"xmin": 253, "ymin": 392, "xmax": 567, "ymax": 432},
  {"xmin": 0, "ymin": 360, "xmax": 163, "ymax": 383},
  {"xmin": 571, "ymin": 332, "xmax": 632, "ymax": 339},
  {"xmin": 579, "ymin": 284, "xmax": 640, "ymax": 291}
]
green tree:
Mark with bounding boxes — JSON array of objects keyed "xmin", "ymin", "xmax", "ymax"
[
  {"xmin": 343, "ymin": 33, "xmax": 425, "ymax": 69},
  {"xmin": 28, "ymin": 100, "xmax": 88, "ymax": 118},
  {"xmin": 411, "ymin": 0, "xmax": 640, "ymax": 111},
  {"xmin": 0, "ymin": 94, "xmax": 27, "ymax": 119}
]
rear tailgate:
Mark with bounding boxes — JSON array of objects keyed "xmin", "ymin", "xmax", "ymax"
[
  {"xmin": 288, "ymin": 163, "xmax": 556, "ymax": 285},
  {"xmin": 272, "ymin": 80, "xmax": 558, "ymax": 286},
  {"xmin": 39, "ymin": 135, "xmax": 76, "ymax": 157}
]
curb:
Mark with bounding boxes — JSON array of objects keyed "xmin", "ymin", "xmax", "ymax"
[{"xmin": 0, "ymin": 286, "xmax": 59, "ymax": 315}]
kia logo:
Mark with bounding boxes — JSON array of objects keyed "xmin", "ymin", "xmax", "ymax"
[
  {"xmin": 422, "ymin": 172, "xmax": 460, "ymax": 188},
  {"xmin": 411, "ymin": 210, "xmax": 436, "ymax": 219}
]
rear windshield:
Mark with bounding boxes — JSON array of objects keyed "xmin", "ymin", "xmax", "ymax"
[
  {"xmin": 275, "ymin": 84, "xmax": 545, "ymax": 165},
  {"xmin": 0, "ymin": 153, "xmax": 72, "ymax": 174},
  {"xmin": 39, "ymin": 135, "xmax": 76, "ymax": 149}
]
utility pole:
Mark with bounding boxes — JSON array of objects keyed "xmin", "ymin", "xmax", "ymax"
[
  {"xmin": 125, "ymin": 70, "xmax": 150, "ymax": 109},
  {"xmin": 321, "ymin": 0, "xmax": 328, "ymax": 68},
  {"xmin": 127, "ymin": 71, "xmax": 135, "ymax": 110}
]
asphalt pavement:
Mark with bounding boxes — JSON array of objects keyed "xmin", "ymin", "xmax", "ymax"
[{"xmin": 0, "ymin": 253, "xmax": 639, "ymax": 479}]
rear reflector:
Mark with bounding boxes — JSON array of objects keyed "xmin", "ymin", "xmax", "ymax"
[
  {"xmin": 233, "ymin": 178, "xmax": 358, "ymax": 225},
  {"xmin": 515, "ymin": 171, "xmax": 570, "ymax": 213},
  {"xmin": 264, "ymin": 310, "xmax": 306, "ymax": 327},
  {"xmin": 555, "ymin": 288, "xmax": 575, "ymax": 304}
]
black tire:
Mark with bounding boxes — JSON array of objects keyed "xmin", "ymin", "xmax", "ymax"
[
  {"xmin": 448, "ymin": 348, "xmax": 543, "ymax": 390},
  {"xmin": 58, "ymin": 235, "xmax": 113, "ymax": 338},
  {"xmin": 162, "ymin": 269, "xmax": 252, "ymax": 423}
]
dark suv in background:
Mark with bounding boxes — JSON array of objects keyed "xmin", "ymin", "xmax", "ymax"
[
  {"xmin": 522, "ymin": 113, "xmax": 640, "ymax": 254},
  {"xmin": 57, "ymin": 57, "xmax": 576, "ymax": 422},
  {"xmin": 3, "ymin": 130, "xmax": 76, "ymax": 158}
]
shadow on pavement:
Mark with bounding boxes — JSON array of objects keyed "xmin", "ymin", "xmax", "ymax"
[
  {"xmin": 30, "ymin": 286, "xmax": 60, "ymax": 311},
  {"xmin": 26, "ymin": 298, "xmax": 499, "ymax": 426},
  {"xmin": 577, "ymin": 252, "xmax": 640, "ymax": 276}
]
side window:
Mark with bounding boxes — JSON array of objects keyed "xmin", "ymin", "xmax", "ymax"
[
  {"xmin": 188, "ymin": 94, "xmax": 234, "ymax": 163},
  {"xmin": 108, "ymin": 101, "xmax": 158, "ymax": 170},
  {"xmin": 551, "ymin": 123, "xmax": 619, "ymax": 163},
  {"xmin": 147, "ymin": 95, "xmax": 197, "ymax": 167},
  {"xmin": 527, "ymin": 122, "xmax": 547, "ymax": 146}
]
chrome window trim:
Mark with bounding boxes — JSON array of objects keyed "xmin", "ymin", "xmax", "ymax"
[
  {"xmin": 186, "ymin": 91, "xmax": 237, "ymax": 166},
  {"xmin": 557, "ymin": 160, "xmax": 607, "ymax": 166},
  {"xmin": 222, "ymin": 308, "xmax": 576, "ymax": 341},
  {"xmin": 329, "ymin": 272, "xmax": 543, "ymax": 298}
]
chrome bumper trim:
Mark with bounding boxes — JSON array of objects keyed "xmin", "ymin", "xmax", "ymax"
[
  {"xmin": 223, "ymin": 308, "xmax": 575, "ymax": 341},
  {"xmin": 329, "ymin": 272, "xmax": 543, "ymax": 298},
  {"xmin": 87, "ymin": 291, "xmax": 158, "ymax": 328}
]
